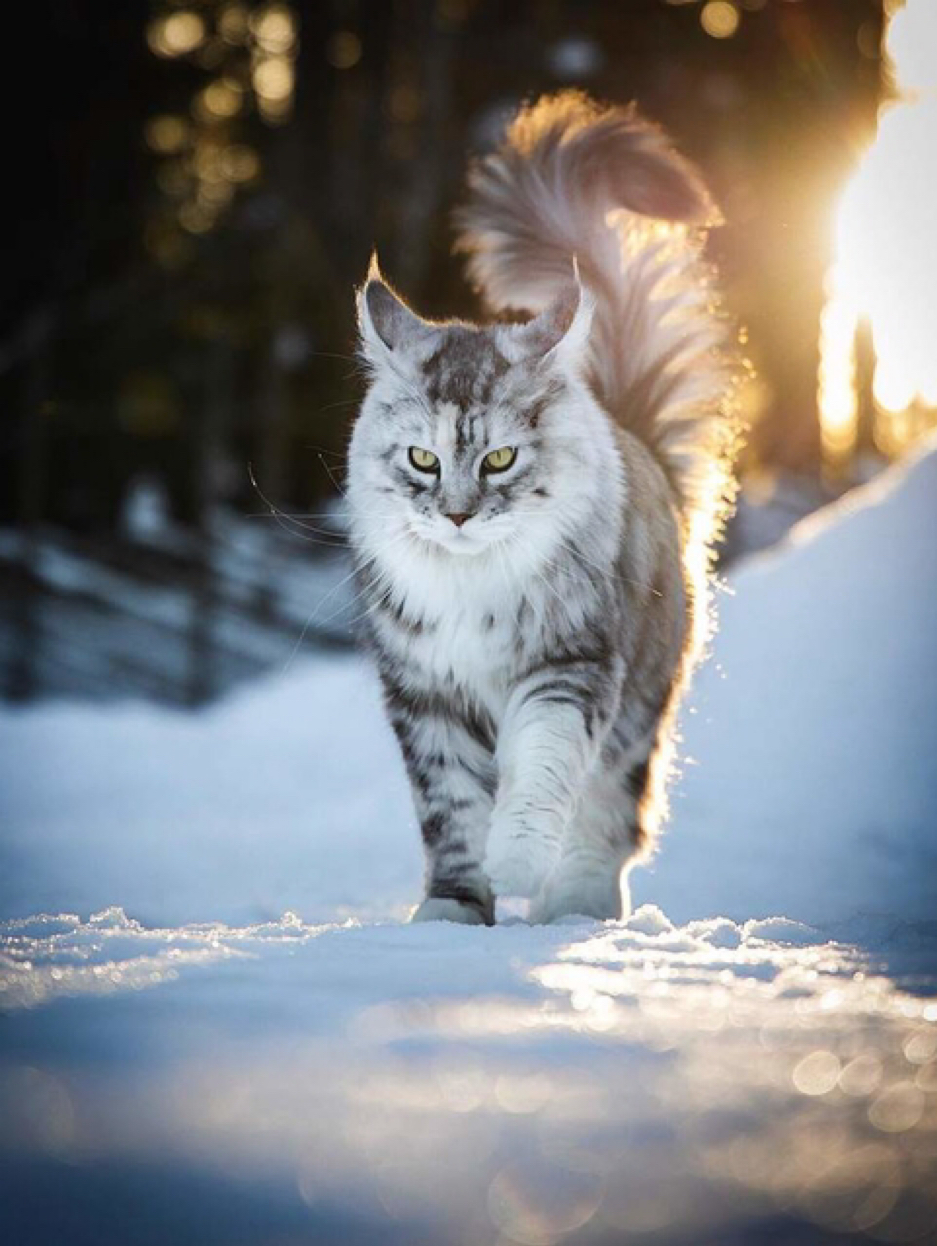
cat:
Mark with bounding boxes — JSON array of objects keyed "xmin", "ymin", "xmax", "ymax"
[{"xmin": 346, "ymin": 91, "xmax": 739, "ymax": 925}]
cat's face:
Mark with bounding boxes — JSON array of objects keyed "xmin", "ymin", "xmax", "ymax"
[{"xmin": 350, "ymin": 275, "xmax": 596, "ymax": 559}]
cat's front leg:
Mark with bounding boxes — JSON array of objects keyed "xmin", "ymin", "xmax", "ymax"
[
  {"xmin": 383, "ymin": 679, "xmax": 498, "ymax": 925},
  {"xmin": 485, "ymin": 660, "xmax": 622, "ymax": 899}
]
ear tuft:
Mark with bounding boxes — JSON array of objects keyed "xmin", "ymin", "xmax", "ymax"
[{"xmin": 357, "ymin": 268, "xmax": 438, "ymax": 361}]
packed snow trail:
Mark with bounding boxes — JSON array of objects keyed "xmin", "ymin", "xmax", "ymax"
[{"xmin": 1, "ymin": 904, "xmax": 936, "ymax": 1244}]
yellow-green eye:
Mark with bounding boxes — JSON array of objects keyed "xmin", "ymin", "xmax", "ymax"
[
  {"xmin": 482, "ymin": 446, "xmax": 517, "ymax": 474},
  {"xmin": 408, "ymin": 446, "xmax": 439, "ymax": 473}
]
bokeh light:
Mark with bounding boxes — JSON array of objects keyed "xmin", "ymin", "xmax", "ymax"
[
  {"xmin": 252, "ymin": 56, "xmax": 293, "ymax": 102},
  {"xmin": 792, "ymin": 1049, "xmax": 840, "ymax": 1096},
  {"xmin": 145, "ymin": 1, "xmax": 295, "ymax": 246},
  {"xmin": 701, "ymin": 2, "xmax": 740, "ymax": 40},
  {"xmin": 219, "ymin": 2, "xmax": 251, "ymax": 45},
  {"xmin": 198, "ymin": 79, "xmax": 243, "ymax": 120},
  {"xmin": 220, "ymin": 144, "xmax": 261, "ymax": 184},
  {"xmin": 145, "ymin": 114, "xmax": 189, "ymax": 154},
  {"xmin": 147, "ymin": 11, "xmax": 206, "ymax": 58},
  {"xmin": 252, "ymin": 3, "xmax": 296, "ymax": 55}
]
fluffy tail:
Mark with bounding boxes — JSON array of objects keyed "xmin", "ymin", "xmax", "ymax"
[{"xmin": 454, "ymin": 91, "xmax": 740, "ymax": 542}]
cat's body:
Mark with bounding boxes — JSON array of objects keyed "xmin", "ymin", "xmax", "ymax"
[{"xmin": 347, "ymin": 93, "xmax": 738, "ymax": 925}]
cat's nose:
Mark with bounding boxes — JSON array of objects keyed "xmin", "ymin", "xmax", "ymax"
[{"xmin": 445, "ymin": 511, "xmax": 474, "ymax": 528}]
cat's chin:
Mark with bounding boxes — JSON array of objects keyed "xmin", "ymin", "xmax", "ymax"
[
  {"xmin": 412, "ymin": 529, "xmax": 494, "ymax": 558},
  {"xmin": 436, "ymin": 539, "xmax": 490, "ymax": 558}
]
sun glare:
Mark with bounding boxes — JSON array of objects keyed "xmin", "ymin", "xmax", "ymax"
[{"xmin": 819, "ymin": 0, "xmax": 937, "ymax": 471}]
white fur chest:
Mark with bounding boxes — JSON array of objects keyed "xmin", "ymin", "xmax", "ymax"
[
  {"xmin": 414, "ymin": 606, "xmax": 512, "ymax": 709},
  {"xmin": 372, "ymin": 541, "xmax": 524, "ymax": 714}
]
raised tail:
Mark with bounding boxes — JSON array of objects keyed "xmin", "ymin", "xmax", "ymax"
[{"xmin": 454, "ymin": 91, "xmax": 740, "ymax": 540}]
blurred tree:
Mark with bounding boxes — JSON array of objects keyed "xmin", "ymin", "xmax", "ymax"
[{"xmin": 1, "ymin": 0, "xmax": 883, "ymax": 539}]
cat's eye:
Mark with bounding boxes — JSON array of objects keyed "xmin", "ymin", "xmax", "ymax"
[
  {"xmin": 482, "ymin": 446, "xmax": 517, "ymax": 474},
  {"xmin": 408, "ymin": 446, "xmax": 440, "ymax": 473}
]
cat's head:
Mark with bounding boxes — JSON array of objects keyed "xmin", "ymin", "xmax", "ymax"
[{"xmin": 349, "ymin": 262, "xmax": 599, "ymax": 559}]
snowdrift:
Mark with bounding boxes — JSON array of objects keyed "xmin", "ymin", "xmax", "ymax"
[{"xmin": 638, "ymin": 435, "xmax": 937, "ymax": 932}]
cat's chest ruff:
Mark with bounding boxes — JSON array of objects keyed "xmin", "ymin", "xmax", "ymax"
[
  {"xmin": 413, "ymin": 607, "xmax": 513, "ymax": 691},
  {"xmin": 381, "ymin": 553, "xmax": 520, "ymax": 692}
]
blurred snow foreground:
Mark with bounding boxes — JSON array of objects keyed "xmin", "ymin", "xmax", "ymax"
[{"xmin": 2, "ymin": 441, "xmax": 937, "ymax": 1245}]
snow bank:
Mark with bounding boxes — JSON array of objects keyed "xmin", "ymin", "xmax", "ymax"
[
  {"xmin": 636, "ymin": 434, "xmax": 937, "ymax": 932},
  {"xmin": 0, "ymin": 658, "xmax": 420, "ymax": 927}
]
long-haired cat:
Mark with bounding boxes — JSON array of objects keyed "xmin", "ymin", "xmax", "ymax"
[{"xmin": 347, "ymin": 92, "xmax": 739, "ymax": 925}]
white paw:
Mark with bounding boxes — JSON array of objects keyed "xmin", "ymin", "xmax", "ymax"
[
  {"xmin": 484, "ymin": 820, "xmax": 560, "ymax": 899},
  {"xmin": 529, "ymin": 866, "xmax": 628, "ymax": 925},
  {"xmin": 410, "ymin": 897, "xmax": 488, "ymax": 925}
]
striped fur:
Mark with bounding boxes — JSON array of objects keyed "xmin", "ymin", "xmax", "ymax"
[{"xmin": 347, "ymin": 93, "xmax": 740, "ymax": 925}]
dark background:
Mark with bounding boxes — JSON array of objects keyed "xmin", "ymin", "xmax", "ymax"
[{"xmin": 0, "ymin": 0, "xmax": 885, "ymax": 704}]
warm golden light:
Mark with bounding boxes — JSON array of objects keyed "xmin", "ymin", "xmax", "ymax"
[
  {"xmin": 146, "ymin": 3, "xmax": 296, "ymax": 239},
  {"xmin": 817, "ymin": 282, "xmax": 858, "ymax": 468},
  {"xmin": 199, "ymin": 80, "xmax": 243, "ymax": 120},
  {"xmin": 219, "ymin": 3, "xmax": 251, "ymax": 45},
  {"xmin": 199, "ymin": 180, "xmax": 235, "ymax": 209},
  {"xmin": 252, "ymin": 52, "xmax": 294, "ymax": 123},
  {"xmin": 145, "ymin": 115, "xmax": 189, "ymax": 154},
  {"xmin": 253, "ymin": 56, "xmax": 293, "ymax": 101},
  {"xmin": 194, "ymin": 142, "xmax": 227, "ymax": 184},
  {"xmin": 700, "ymin": 1, "xmax": 740, "ymax": 40},
  {"xmin": 253, "ymin": 4, "xmax": 296, "ymax": 55},
  {"xmin": 147, "ymin": 12, "xmax": 206, "ymax": 58},
  {"xmin": 179, "ymin": 202, "xmax": 216, "ymax": 235},
  {"xmin": 819, "ymin": 0, "xmax": 937, "ymax": 470},
  {"xmin": 220, "ymin": 145, "xmax": 261, "ymax": 183}
]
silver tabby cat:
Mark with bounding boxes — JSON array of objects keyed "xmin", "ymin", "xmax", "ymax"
[{"xmin": 347, "ymin": 92, "xmax": 738, "ymax": 925}]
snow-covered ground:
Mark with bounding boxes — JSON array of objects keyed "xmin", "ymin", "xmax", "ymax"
[{"xmin": 2, "ymin": 441, "xmax": 937, "ymax": 1244}]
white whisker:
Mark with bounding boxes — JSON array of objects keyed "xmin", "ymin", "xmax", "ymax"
[{"xmin": 281, "ymin": 531, "xmax": 411, "ymax": 673}]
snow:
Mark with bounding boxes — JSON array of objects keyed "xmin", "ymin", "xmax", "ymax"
[
  {"xmin": 635, "ymin": 437, "xmax": 937, "ymax": 934},
  {"xmin": 2, "ymin": 439, "xmax": 937, "ymax": 1244}
]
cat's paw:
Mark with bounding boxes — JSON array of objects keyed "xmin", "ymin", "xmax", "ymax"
[
  {"xmin": 529, "ymin": 865, "xmax": 628, "ymax": 925},
  {"xmin": 410, "ymin": 897, "xmax": 490, "ymax": 926},
  {"xmin": 484, "ymin": 820, "xmax": 560, "ymax": 899}
]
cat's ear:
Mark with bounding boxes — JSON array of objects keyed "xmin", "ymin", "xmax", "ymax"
[
  {"xmin": 358, "ymin": 257, "xmax": 439, "ymax": 365},
  {"xmin": 499, "ymin": 269, "xmax": 594, "ymax": 370}
]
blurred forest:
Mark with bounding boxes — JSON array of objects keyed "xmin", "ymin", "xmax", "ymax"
[{"xmin": 1, "ymin": 0, "xmax": 886, "ymax": 704}]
